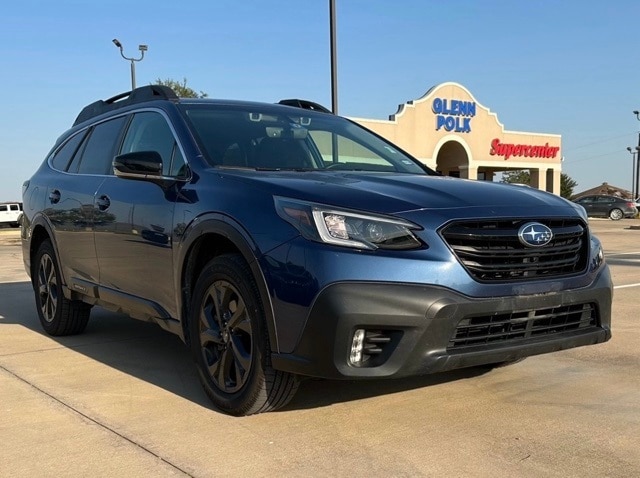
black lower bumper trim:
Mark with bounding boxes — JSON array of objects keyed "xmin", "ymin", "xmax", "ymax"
[{"xmin": 271, "ymin": 267, "xmax": 612, "ymax": 379}]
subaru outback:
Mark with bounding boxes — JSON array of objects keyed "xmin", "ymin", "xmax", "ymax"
[{"xmin": 21, "ymin": 86, "xmax": 612, "ymax": 416}]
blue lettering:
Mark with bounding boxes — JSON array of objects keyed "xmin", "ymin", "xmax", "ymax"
[
  {"xmin": 432, "ymin": 98, "xmax": 443, "ymax": 114},
  {"xmin": 450, "ymin": 100, "xmax": 459, "ymax": 115},
  {"xmin": 468, "ymin": 102, "xmax": 476, "ymax": 116},
  {"xmin": 433, "ymin": 99, "xmax": 476, "ymax": 133},
  {"xmin": 445, "ymin": 117, "xmax": 455, "ymax": 131},
  {"xmin": 462, "ymin": 117, "xmax": 471, "ymax": 132}
]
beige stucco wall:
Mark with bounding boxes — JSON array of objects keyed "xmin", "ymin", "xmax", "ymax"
[{"xmin": 349, "ymin": 82, "xmax": 562, "ymax": 193}]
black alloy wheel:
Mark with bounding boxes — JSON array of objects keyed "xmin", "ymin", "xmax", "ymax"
[
  {"xmin": 190, "ymin": 253, "xmax": 299, "ymax": 416},
  {"xmin": 199, "ymin": 279, "xmax": 253, "ymax": 394},
  {"xmin": 33, "ymin": 240, "xmax": 91, "ymax": 336}
]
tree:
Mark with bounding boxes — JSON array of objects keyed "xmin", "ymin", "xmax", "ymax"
[
  {"xmin": 501, "ymin": 170, "xmax": 531, "ymax": 186},
  {"xmin": 500, "ymin": 170, "xmax": 577, "ymax": 199},
  {"xmin": 153, "ymin": 77, "xmax": 208, "ymax": 98},
  {"xmin": 560, "ymin": 174, "xmax": 578, "ymax": 199}
]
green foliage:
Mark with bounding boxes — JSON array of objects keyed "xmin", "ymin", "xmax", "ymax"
[
  {"xmin": 560, "ymin": 174, "xmax": 578, "ymax": 199},
  {"xmin": 500, "ymin": 170, "xmax": 577, "ymax": 199},
  {"xmin": 501, "ymin": 170, "xmax": 531, "ymax": 186},
  {"xmin": 153, "ymin": 78, "xmax": 208, "ymax": 98}
]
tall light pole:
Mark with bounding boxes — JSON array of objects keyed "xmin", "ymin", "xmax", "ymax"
[
  {"xmin": 329, "ymin": 0, "xmax": 338, "ymax": 114},
  {"xmin": 627, "ymin": 147, "xmax": 636, "ymax": 199},
  {"xmin": 634, "ymin": 111, "xmax": 640, "ymax": 199},
  {"xmin": 112, "ymin": 39, "xmax": 148, "ymax": 90}
]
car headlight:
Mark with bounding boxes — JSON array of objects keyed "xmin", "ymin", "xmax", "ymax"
[
  {"xmin": 590, "ymin": 236, "xmax": 605, "ymax": 271},
  {"xmin": 274, "ymin": 196, "xmax": 423, "ymax": 250}
]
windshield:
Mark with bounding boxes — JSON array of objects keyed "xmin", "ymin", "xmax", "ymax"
[{"xmin": 179, "ymin": 104, "xmax": 432, "ymax": 174}]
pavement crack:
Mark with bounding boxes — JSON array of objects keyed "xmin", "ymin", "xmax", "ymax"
[{"xmin": 0, "ymin": 364, "xmax": 195, "ymax": 477}]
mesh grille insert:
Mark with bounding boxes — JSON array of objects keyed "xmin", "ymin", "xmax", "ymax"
[{"xmin": 448, "ymin": 302, "xmax": 598, "ymax": 349}]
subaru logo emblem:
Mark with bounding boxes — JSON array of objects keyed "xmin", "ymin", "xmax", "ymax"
[{"xmin": 518, "ymin": 222, "xmax": 553, "ymax": 247}]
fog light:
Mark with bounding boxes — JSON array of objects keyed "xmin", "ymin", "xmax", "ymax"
[{"xmin": 350, "ymin": 329, "xmax": 365, "ymax": 365}]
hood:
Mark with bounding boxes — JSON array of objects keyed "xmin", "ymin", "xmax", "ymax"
[{"xmin": 217, "ymin": 170, "xmax": 580, "ymax": 216}]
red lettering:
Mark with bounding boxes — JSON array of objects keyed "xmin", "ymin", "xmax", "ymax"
[
  {"xmin": 489, "ymin": 138, "xmax": 560, "ymax": 160},
  {"xmin": 490, "ymin": 138, "xmax": 500, "ymax": 156}
]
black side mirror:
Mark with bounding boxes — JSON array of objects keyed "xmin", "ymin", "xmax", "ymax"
[{"xmin": 113, "ymin": 151, "xmax": 163, "ymax": 178}]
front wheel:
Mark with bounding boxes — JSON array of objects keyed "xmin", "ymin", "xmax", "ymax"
[
  {"xmin": 189, "ymin": 254, "xmax": 299, "ymax": 416},
  {"xmin": 609, "ymin": 208, "xmax": 623, "ymax": 220},
  {"xmin": 33, "ymin": 240, "xmax": 91, "ymax": 336}
]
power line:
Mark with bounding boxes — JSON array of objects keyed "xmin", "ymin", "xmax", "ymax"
[{"xmin": 563, "ymin": 132, "xmax": 637, "ymax": 153}]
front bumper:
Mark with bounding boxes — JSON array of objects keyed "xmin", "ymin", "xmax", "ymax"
[{"xmin": 271, "ymin": 266, "xmax": 612, "ymax": 379}]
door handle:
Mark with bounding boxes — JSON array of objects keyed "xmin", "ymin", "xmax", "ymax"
[
  {"xmin": 48, "ymin": 190, "xmax": 61, "ymax": 204},
  {"xmin": 96, "ymin": 195, "xmax": 111, "ymax": 211}
]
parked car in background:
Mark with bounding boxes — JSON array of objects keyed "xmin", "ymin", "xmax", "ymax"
[
  {"xmin": 21, "ymin": 86, "xmax": 613, "ymax": 415},
  {"xmin": 0, "ymin": 202, "xmax": 23, "ymax": 227},
  {"xmin": 573, "ymin": 195, "xmax": 637, "ymax": 220}
]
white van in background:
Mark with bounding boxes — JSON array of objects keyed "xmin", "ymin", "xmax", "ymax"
[{"xmin": 0, "ymin": 202, "xmax": 22, "ymax": 227}]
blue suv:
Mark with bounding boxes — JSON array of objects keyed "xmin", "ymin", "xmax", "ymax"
[{"xmin": 21, "ymin": 86, "xmax": 612, "ymax": 415}]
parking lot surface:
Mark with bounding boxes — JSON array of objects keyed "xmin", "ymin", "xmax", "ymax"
[{"xmin": 1, "ymin": 220, "xmax": 639, "ymax": 477}]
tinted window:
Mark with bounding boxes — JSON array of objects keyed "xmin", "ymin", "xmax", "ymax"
[
  {"xmin": 121, "ymin": 112, "xmax": 185, "ymax": 176},
  {"xmin": 10, "ymin": 205, "xmax": 18, "ymax": 211},
  {"xmin": 180, "ymin": 105, "xmax": 429, "ymax": 174},
  {"xmin": 596, "ymin": 197, "xmax": 615, "ymax": 203},
  {"xmin": 75, "ymin": 116, "xmax": 127, "ymax": 175},
  {"xmin": 51, "ymin": 130, "xmax": 88, "ymax": 171},
  {"xmin": 0, "ymin": 205, "xmax": 6, "ymax": 212}
]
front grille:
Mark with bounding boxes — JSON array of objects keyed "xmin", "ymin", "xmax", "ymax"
[
  {"xmin": 448, "ymin": 302, "xmax": 598, "ymax": 350},
  {"xmin": 440, "ymin": 219, "xmax": 588, "ymax": 282}
]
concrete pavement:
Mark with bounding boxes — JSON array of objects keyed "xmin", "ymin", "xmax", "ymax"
[{"xmin": 1, "ymin": 222, "xmax": 639, "ymax": 477}]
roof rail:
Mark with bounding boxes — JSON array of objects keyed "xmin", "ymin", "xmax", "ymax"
[
  {"xmin": 73, "ymin": 85, "xmax": 179, "ymax": 126},
  {"xmin": 278, "ymin": 99, "xmax": 332, "ymax": 114}
]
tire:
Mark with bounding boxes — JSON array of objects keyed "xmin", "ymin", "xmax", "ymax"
[
  {"xmin": 33, "ymin": 240, "xmax": 91, "ymax": 336},
  {"xmin": 189, "ymin": 254, "xmax": 299, "ymax": 416},
  {"xmin": 609, "ymin": 208, "xmax": 623, "ymax": 221}
]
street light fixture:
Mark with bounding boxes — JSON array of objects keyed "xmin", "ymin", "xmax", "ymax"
[
  {"xmin": 627, "ymin": 147, "xmax": 637, "ymax": 199},
  {"xmin": 112, "ymin": 38, "xmax": 147, "ymax": 90}
]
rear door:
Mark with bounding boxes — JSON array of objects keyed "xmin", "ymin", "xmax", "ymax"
[{"xmin": 44, "ymin": 117, "xmax": 126, "ymax": 287}]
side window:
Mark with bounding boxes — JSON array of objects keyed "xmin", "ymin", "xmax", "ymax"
[
  {"xmin": 120, "ymin": 112, "xmax": 185, "ymax": 176},
  {"xmin": 0, "ymin": 205, "xmax": 7, "ymax": 212},
  {"xmin": 50, "ymin": 131, "xmax": 88, "ymax": 171},
  {"xmin": 170, "ymin": 146, "xmax": 188, "ymax": 177},
  {"xmin": 75, "ymin": 117, "xmax": 127, "ymax": 175},
  {"xmin": 9, "ymin": 205, "xmax": 19, "ymax": 211}
]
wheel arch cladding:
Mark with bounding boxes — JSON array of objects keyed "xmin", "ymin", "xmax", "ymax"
[{"xmin": 178, "ymin": 219, "xmax": 279, "ymax": 352}]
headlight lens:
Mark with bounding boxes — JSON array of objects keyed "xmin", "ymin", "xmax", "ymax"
[{"xmin": 275, "ymin": 197, "xmax": 422, "ymax": 250}]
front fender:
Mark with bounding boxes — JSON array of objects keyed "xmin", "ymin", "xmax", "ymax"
[{"xmin": 175, "ymin": 213, "xmax": 281, "ymax": 352}]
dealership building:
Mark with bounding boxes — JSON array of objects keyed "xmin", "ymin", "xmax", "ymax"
[{"xmin": 351, "ymin": 82, "xmax": 563, "ymax": 195}]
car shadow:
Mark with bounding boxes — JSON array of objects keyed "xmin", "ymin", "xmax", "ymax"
[{"xmin": 0, "ymin": 281, "xmax": 490, "ymax": 414}]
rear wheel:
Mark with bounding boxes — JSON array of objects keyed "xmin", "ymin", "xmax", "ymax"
[
  {"xmin": 609, "ymin": 208, "xmax": 623, "ymax": 220},
  {"xmin": 33, "ymin": 240, "xmax": 91, "ymax": 336},
  {"xmin": 190, "ymin": 254, "xmax": 299, "ymax": 416}
]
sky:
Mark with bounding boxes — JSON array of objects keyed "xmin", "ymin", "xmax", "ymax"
[{"xmin": 1, "ymin": 0, "xmax": 639, "ymax": 201}]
